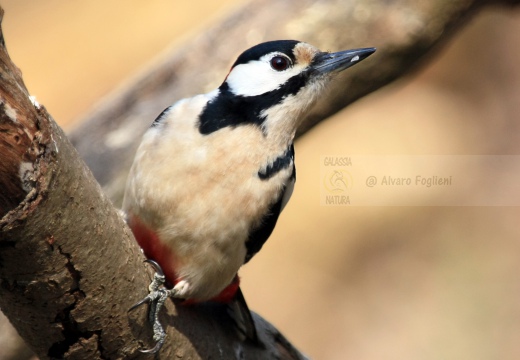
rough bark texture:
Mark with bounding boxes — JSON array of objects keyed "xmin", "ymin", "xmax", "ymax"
[
  {"xmin": 0, "ymin": 7, "xmax": 149, "ymax": 356},
  {"xmin": 0, "ymin": 6, "xmax": 307, "ymax": 360},
  {"xmin": 70, "ymin": 0, "xmax": 518, "ymax": 204}
]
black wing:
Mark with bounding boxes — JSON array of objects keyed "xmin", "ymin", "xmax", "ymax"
[{"xmin": 244, "ymin": 145, "xmax": 295, "ymax": 263}]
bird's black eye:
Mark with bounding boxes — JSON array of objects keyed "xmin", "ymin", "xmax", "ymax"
[{"xmin": 270, "ymin": 56, "xmax": 290, "ymax": 71}]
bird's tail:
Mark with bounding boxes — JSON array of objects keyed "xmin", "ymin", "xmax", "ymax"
[{"xmin": 227, "ymin": 287, "xmax": 258, "ymax": 343}]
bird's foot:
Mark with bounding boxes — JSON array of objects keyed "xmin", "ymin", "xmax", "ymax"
[{"xmin": 129, "ymin": 259, "xmax": 176, "ymax": 354}]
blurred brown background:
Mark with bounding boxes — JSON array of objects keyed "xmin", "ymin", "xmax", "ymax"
[{"xmin": 2, "ymin": 1, "xmax": 520, "ymax": 360}]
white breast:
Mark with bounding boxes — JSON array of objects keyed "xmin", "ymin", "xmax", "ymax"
[{"xmin": 123, "ymin": 92, "xmax": 292, "ymax": 300}]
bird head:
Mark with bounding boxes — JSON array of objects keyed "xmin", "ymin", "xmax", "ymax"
[
  {"xmin": 199, "ymin": 40, "xmax": 375, "ymax": 139},
  {"xmin": 224, "ymin": 40, "xmax": 374, "ymax": 97}
]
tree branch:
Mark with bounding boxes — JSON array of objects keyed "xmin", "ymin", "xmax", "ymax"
[{"xmin": 0, "ymin": 6, "xmax": 306, "ymax": 360}]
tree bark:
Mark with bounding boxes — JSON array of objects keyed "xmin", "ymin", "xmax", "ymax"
[
  {"xmin": 0, "ymin": 6, "xmax": 307, "ymax": 360},
  {"xmin": 1, "ymin": 0, "xmax": 519, "ymax": 359}
]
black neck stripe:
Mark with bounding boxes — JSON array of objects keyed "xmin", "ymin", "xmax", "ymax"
[
  {"xmin": 258, "ymin": 145, "xmax": 294, "ymax": 180},
  {"xmin": 198, "ymin": 74, "xmax": 308, "ymax": 134}
]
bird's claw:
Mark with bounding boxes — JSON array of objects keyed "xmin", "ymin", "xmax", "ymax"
[
  {"xmin": 128, "ymin": 262, "xmax": 166, "ymax": 313},
  {"xmin": 144, "ymin": 259, "xmax": 165, "ymax": 277},
  {"xmin": 129, "ymin": 260, "xmax": 172, "ymax": 354},
  {"xmin": 128, "ymin": 295, "xmax": 152, "ymax": 313},
  {"xmin": 139, "ymin": 339, "xmax": 164, "ymax": 354}
]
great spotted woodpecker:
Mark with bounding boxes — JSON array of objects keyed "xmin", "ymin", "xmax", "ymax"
[{"xmin": 123, "ymin": 40, "xmax": 375, "ymax": 352}]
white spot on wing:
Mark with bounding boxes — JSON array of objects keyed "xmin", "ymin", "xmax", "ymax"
[{"xmin": 351, "ymin": 55, "xmax": 360, "ymax": 62}]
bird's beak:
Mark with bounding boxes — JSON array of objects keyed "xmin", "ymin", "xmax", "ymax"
[{"xmin": 311, "ymin": 47, "xmax": 376, "ymax": 74}]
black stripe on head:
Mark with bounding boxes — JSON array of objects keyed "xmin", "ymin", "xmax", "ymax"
[
  {"xmin": 231, "ymin": 40, "xmax": 300, "ymax": 68},
  {"xmin": 198, "ymin": 73, "xmax": 309, "ymax": 134}
]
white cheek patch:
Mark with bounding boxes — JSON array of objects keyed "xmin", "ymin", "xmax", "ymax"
[{"xmin": 226, "ymin": 54, "xmax": 307, "ymax": 97}]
